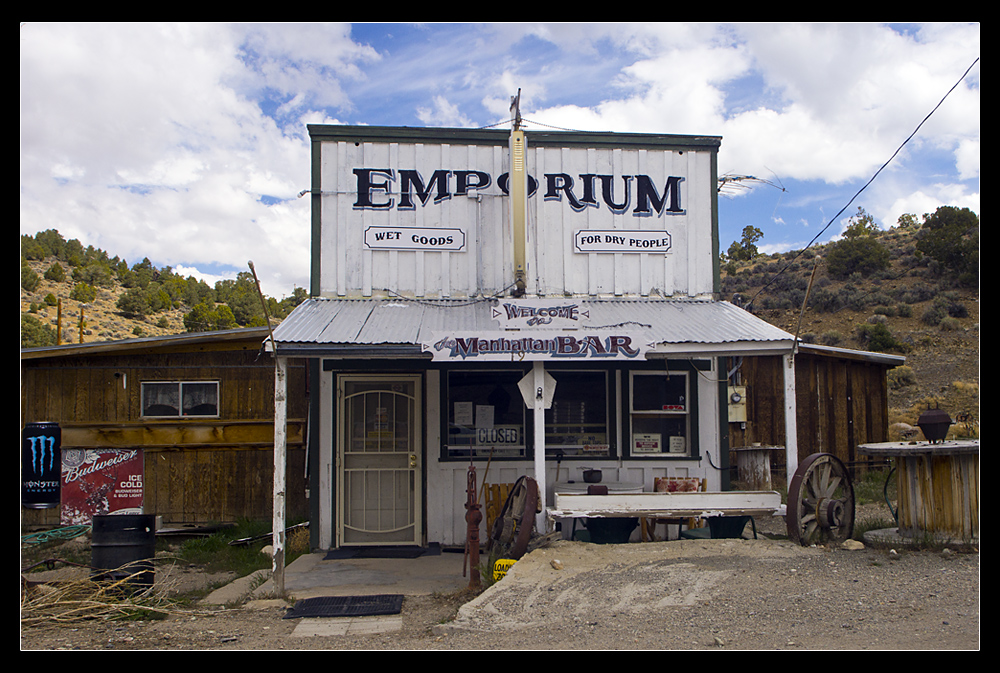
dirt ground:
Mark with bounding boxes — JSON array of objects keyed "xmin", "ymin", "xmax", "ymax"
[{"xmin": 21, "ymin": 514, "xmax": 979, "ymax": 651}]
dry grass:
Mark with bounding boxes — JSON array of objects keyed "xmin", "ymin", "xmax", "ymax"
[{"xmin": 20, "ymin": 561, "xmax": 208, "ymax": 628}]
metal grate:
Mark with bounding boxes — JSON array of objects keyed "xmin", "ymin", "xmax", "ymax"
[{"xmin": 283, "ymin": 594, "xmax": 404, "ymax": 619}]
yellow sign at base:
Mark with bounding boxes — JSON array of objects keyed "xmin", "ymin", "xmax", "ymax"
[{"xmin": 493, "ymin": 558, "xmax": 516, "ymax": 581}]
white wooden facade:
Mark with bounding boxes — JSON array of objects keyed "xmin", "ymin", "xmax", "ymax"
[
  {"xmin": 272, "ymin": 125, "xmax": 796, "ymax": 553},
  {"xmin": 314, "ymin": 127, "xmax": 719, "ymax": 300}
]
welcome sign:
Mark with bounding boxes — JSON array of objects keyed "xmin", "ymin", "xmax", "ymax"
[{"xmin": 491, "ymin": 299, "xmax": 591, "ymax": 328}]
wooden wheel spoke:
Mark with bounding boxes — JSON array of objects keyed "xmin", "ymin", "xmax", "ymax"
[{"xmin": 787, "ymin": 453, "xmax": 856, "ymax": 546}]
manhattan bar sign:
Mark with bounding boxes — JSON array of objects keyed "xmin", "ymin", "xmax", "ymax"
[
  {"xmin": 425, "ymin": 330, "xmax": 651, "ymax": 362},
  {"xmin": 352, "ymin": 168, "xmax": 685, "ymax": 217}
]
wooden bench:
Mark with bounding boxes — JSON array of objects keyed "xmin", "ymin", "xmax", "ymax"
[{"xmin": 550, "ymin": 490, "xmax": 785, "ymax": 522}]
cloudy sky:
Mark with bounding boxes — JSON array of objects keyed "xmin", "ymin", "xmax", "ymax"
[{"xmin": 20, "ymin": 22, "xmax": 980, "ymax": 299}]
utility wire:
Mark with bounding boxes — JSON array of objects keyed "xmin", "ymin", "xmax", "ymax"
[{"xmin": 744, "ymin": 57, "xmax": 979, "ymax": 308}]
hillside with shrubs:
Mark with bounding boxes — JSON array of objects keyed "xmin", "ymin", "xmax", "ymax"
[
  {"xmin": 20, "ymin": 229, "xmax": 306, "ymax": 347},
  {"xmin": 721, "ymin": 205, "xmax": 978, "ymax": 435},
  {"xmin": 21, "ymin": 205, "xmax": 979, "ymax": 436}
]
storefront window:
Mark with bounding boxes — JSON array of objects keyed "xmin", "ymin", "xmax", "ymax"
[
  {"xmin": 445, "ymin": 370, "xmax": 526, "ymax": 458},
  {"xmin": 141, "ymin": 381, "xmax": 219, "ymax": 418},
  {"xmin": 628, "ymin": 371, "xmax": 691, "ymax": 457},
  {"xmin": 545, "ymin": 370, "xmax": 611, "ymax": 457}
]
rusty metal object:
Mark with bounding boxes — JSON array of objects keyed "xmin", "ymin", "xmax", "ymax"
[
  {"xmin": 487, "ymin": 476, "xmax": 538, "ymax": 560},
  {"xmin": 917, "ymin": 404, "xmax": 953, "ymax": 443},
  {"xmin": 787, "ymin": 453, "xmax": 855, "ymax": 546},
  {"xmin": 464, "ymin": 465, "xmax": 482, "ymax": 589}
]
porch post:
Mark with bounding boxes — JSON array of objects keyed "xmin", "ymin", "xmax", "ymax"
[
  {"xmin": 533, "ymin": 360, "xmax": 548, "ymax": 532},
  {"xmin": 783, "ymin": 351, "xmax": 798, "ymax": 480},
  {"xmin": 272, "ymin": 355, "xmax": 288, "ymax": 596}
]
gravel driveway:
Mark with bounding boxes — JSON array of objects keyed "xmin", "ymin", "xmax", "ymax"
[
  {"xmin": 21, "ymin": 524, "xmax": 979, "ymax": 650},
  {"xmin": 433, "ymin": 537, "xmax": 979, "ymax": 650}
]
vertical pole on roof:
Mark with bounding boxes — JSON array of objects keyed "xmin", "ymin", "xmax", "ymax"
[
  {"xmin": 509, "ymin": 89, "xmax": 527, "ymax": 297},
  {"xmin": 532, "ymin": 360, "xmax": 547, "ymax": 532}
]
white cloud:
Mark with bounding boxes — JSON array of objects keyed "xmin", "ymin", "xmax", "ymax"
[
  {"xmin": 416, "ymin": 95, "xmax": 473, "ymax": 127},
  {"xmin": 20, "ymin": 22, "xmax": 979, "ymax": 296}
]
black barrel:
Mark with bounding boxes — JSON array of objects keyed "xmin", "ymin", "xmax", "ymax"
[
  {"xmin": 584, "ymin": 517, "xmax": 638, "ymax": 544},
  {"xmin": 91, "ymin": 514, "xmax": 156, "ymax": 587},
  {"xmin": 22, "ymin": 422, "xmax": 61, "ymax": 509}
]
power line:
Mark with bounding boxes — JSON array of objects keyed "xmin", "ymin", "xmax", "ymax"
[{"xmin": 744, "ymin": 57, "xmax": 980, "ymax": 309}]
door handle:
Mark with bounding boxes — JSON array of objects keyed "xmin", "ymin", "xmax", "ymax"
[{"xmin": 409, "ymin": 455, "xmax": 417, "ymax": 468}]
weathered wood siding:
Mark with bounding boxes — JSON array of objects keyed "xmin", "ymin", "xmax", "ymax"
[
  {"xmin": 728, "ymin": 351, "xmax": 893, "ymax": 474},
  {"xmin": 21, "ymin": 339, "xmax": 309, "ymax": 527}
]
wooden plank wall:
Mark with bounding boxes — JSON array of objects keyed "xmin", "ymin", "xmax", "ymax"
[
  {"xmin": 728, "ymin": 353, "xmax": 892, "ymax": 476},
  {"xmin": 21, "ymin": 345, "xmax": 310, "ymax": 528}
]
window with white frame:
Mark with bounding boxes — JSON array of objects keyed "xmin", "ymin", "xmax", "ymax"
[
  {"xmin": 544, "ymin": 369, "xmax": 612, "ymax": 457},
  {"xmin": 141, "ymin": 381, "xmax": 219, "ymax": 418},
  {"xmin": 444, "ymin": 370, "xmax": 526, "ymax": 459},
  {"xmin": 628, "ymin": 370, "xmax": 691, "ymax": 457}
]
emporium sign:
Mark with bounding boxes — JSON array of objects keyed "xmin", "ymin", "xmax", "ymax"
[
  {"xmin": 352, "ymin": 168, "xmax": 684, "ymax": 217},
  {"xmin": 425, "ymin": 330, "xmax": 651, "ymax": 362}
]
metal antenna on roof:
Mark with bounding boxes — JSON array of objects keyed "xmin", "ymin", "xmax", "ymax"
[
  {"xmin": 717, "ymin": 173, "xmax": 785, "ymax": 195},
  {"xmin": 510, "ymin": 88, "xmax": 522, "ymax": 131},
  {"xmin": 248, "ymin": 261, "xmax": 277, "ymax": 358},
  {"xmin": 508, "ymin": 89, "xmax": 527, "ymax": 296}
]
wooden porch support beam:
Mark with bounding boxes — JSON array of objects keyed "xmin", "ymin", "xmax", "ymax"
[
  {"xmin": 272, "ymin": 355, "xmax": 288, "ymax": 596},
  {"xmin": 533, "ymin": 361, "xmax": 547, "ymax": 533},
  {"xmin": 783, "ymin": 351, "xmax": 798, "ymax": 480}
]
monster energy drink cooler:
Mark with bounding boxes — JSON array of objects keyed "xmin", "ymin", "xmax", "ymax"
[{"xmin": 22, "ymin": 422, "xmax": 61, "ymax": 509}]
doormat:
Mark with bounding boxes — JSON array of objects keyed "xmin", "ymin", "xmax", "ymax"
[
  {"xmin": 283, "ymin": 594, "xmax": 404, "ymax": 619},
  {"xmin": 323, "ymin": 543, "xmax": 440, "ymax": 560}
]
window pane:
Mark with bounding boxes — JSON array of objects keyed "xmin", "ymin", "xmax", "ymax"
[
  {"xmin": 142, "ymin": 383, "xmax": 179, "ymax": 417},
  {"xmin": 631, "ymin": 416, "xmax": 688, "ymax": 455},
  {"xmin": 446, "ymin": 371, "xmax": 525, "ymax": 458},
  {"xmin": 182, "ymin": 382, "xmax": 218, "ymax": 416},
  {"xmin": 630, "ymin": 372, "xmax": 690, "ymax": 456},
  {"xmin": 632, "ymin": 373, "xmax": 687, "ymax": 412},
  {"xmin": 545, "ymin": 371, "xmax": 610, "ymax": 456}
]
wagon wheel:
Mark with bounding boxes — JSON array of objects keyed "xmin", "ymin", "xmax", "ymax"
[
  {"xmin": 487, "ymin": 476, "xmax": 538, "ymax": 560},
  {"xmin": 786, "ymin": 453, "xmax": 855, "ymax": 546}
]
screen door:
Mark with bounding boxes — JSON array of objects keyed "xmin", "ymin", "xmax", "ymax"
[{"xmin": 337, "ymin": 375, "xmax": 422, "ymax": 546}]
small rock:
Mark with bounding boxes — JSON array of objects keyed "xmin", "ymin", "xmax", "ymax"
[
  {"xmin": 550, "ymin": 559, "xmax": 564, "ymax": 570},
  {"xmin": 841, "ymin": 539, "xmax": 865, "ymax": 551},
  {"xmin": 713, "ymin": 636, "xmax": 725, "ymax": 646}
]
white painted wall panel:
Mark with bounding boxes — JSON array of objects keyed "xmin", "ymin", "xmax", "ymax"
[{"xmin": 317, "ymin": 135, "xmax": 716, "ymax": 299}]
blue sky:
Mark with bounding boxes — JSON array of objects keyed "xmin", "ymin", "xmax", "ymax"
[{"xmin": 20, "ymin": 23, "xmax": 979, "ymax": 299}]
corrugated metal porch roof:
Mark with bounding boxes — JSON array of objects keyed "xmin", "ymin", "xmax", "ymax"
[{"xmin": 269, "ymin": 297, "xmax": 796, "ymax": 358}]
